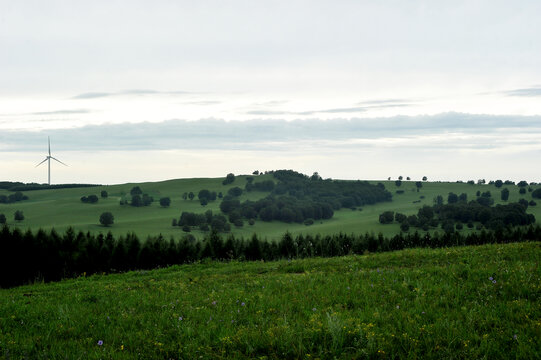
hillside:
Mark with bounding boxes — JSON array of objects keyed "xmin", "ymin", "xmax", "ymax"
[
  {"xmin": 1, "ymin": 242, "xmax": 539, "ymax": 359},
  {"xmin": 0, "ymin": 173, "xmax": 539, "ymax": 240}
]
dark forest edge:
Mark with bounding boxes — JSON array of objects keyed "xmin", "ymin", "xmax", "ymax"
[
  {"xmin": 0, "ymin": 181, "xmax": 101, "ymax": 192},
  {"xmin": 1, "ymin": 223, "xmax": 541, "ymax": 289}
]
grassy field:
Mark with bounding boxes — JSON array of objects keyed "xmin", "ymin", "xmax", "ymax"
[
  {"xmin": 1, "ymin": 174, "xmax": 540, "ymax": 240},
  {"xmin": 1, "ymin": 242, "xmax": 539, "ymax": 359}
]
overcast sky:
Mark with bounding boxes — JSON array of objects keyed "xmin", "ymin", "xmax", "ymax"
[{"xmin": 1, "ymin": 0, "xmax": 540, "ymax": 184}]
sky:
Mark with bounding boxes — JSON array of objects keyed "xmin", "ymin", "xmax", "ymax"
[{"xmin": 1, "ymin": 0, "xmax": 540, "ymax": 184}]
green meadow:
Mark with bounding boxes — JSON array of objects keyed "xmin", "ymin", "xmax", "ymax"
[
  {"xmin": 1, "ymin": 175, "xmax": 540, "ymax": 240},
  {"xmin": 1, "ymin": 242, "xmax": 540, "ymax": 359}
]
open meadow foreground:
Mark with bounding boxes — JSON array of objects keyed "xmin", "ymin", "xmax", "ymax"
[{"xmin": 1, "ymin": 242, "xmax": 540, "ymax": 359}]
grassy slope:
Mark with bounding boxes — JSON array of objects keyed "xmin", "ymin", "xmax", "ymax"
[
  {"xmin": 1, "ymin": 242, "xmax": 539, "ymax": 359},
  {"xmin": 1, "ymin": 175, "xmax": 540, "ymax": 240}
]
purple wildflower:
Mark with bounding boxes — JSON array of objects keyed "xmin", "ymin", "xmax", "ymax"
[
  {"xmin": 241, "ymin": 302, "xmax": 245, "ymax": 307},
  {"xmin": 97, "ymin": 340, "xmax": 103, "ymax": 346},
  {"xmin": 489, "ymin": 276, "xmax": 493, "ymax": 281},
  {"xmin": 492, "ymin": 280, "xmax": 497, "ymax": 284}
]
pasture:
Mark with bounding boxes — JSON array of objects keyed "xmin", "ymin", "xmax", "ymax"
[{"xmin": 1, "ymin": 175, "xmax": 540, "ymax": 240}]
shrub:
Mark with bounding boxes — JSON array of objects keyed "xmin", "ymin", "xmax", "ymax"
[{"xmin": 304, "ymin": 218, "xmax": 314, "ymax": 226}]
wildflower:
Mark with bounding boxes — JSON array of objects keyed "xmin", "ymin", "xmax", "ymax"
[
  {"xmin": 120, "ymin": 345, "xmax": 124, "ymax": 350},
  {"xmin": 492, "ymin": 280, "xmax": 497, "ymax": 284},
  {"xmin": 212, "ymin": 300, "xmax": 217, "ymax": 306},
  {"xmin": 241, "ymin": 302, "xmax": 245, "ymax": 307},
  {"xmin": 513, "ymin": 334, "xmax": 518, "ymax": 340},
  {"xmin": 489, "ymin": 277, "xmax": 494, "ymax": 281},
  {"xmin": 178, "ymin": 316, "xmax": 183, "ymax": 321},
  {"xmin": 97, "ymin": 340, "xmax": 103, "ymax": 346},
  {"xmin": 312, "ymin": 307, "xmax": 317, "ymax": 311},
  {"xmin": 396, "ymin": 305, "xmax": 400, "ymax": 309}
]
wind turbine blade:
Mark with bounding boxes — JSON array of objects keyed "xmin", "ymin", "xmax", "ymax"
[
  {"xmin": 35, "ymin": 158, "xmax": 48, "ymax": 167},
  {"xmin": 48, "ymin": 136, "xmax": 51, "ymax": 156},
  {"xmin": 50, "ymin": 157, "xmax": 68, "ymax": 166}
]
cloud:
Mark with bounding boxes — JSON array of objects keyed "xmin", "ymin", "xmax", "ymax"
[
  {"xmin": 1, "ymin": 113, "xmax": 540, "ymax": 154},
  {"xmin": 246, "ymin": 102, "xmax": 413, "ymax": 116},
  {"xmin": 71, "ymin": 89, "xmax": 192, "ymax": 99},
  {"xmin": 503, "ymin": 87, "xmax": 541, "ymax": 97},
  {"xmin": 31, "ymin": 109, "xmax": 91, "ymax": 115},
  {"xmin": 184, "ymin": 101, "xmax": 222, "ymax": 105}
]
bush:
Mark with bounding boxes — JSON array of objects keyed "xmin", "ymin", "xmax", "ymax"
[
  {"xmin": 0, "ymin": 213, "xmax": 6, "ymax": 224},
  {"xmin": 101, "ymin": 190, "xmax": 108, "ymax": 198},
  {"xmin": 532, "ymin": 188, "xmax": 541, "ymax": 199},
  {"xmin": 519, "ymin": 188, "xmax": 526, "ymax": 195},
  {"xmin": 304, "ymin": 218, "xmax": 314, "ymax": 226},
  {"xmin": 182, "ymin": 225, "xmax": 191, "ymax": 232},
  {"xmin": 529, "ymin": 200, "xmax": 537, "ymax": 206}
]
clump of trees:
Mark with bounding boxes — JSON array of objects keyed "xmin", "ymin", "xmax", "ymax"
[
  {"xmin": 380, "ymin": 200, "xmax": 535, "ymax": 232},
  {"xmin": 218, "ymin": 170, "xmax": 391, "ymax": 225},
  {"xmin": 122, "ymin": 186, "xmax": 154, "ymax": 207},
  {"xmin": 80, "ymin": 194, "xmax": 99, "ymax": 203},
  {"xmin": 175, "ymin": 210, "xmax": 231, "ymax": 232},
  {"xmin": 0, "ymin": 191, "xmax": 29, "ymax": 204},
  {"xmin": 532, "ymin": 188, "xmax": 541, "ymax": 199}
]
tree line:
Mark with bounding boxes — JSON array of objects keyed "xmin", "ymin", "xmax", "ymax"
[
  {"xmin": 0, "ymin": 182, "xmax": 100, "ymax": 192},
  {"xmin": 2, "ymin": 223, "xmax": 540, "ymax": 288}
]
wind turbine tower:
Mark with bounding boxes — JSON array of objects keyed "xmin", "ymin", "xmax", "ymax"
[{"xmin": 36, "ymin": 137, "xmax": 67, "ymax": 185}]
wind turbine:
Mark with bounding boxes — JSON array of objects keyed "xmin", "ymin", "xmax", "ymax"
[{"xmin": 36, "ymin": 137, "xmax": 67, "ymax": 185}]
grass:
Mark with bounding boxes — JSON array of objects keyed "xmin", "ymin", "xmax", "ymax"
[
  {"xmin": 1, "ymin": 242, "xmax": 540, "ymax": 359},
  {"xmin": 1, "ymin": 175, "xmax": 540, "ymax": 240}
]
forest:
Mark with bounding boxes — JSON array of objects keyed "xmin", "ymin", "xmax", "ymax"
[{"xmin": 1, "ymin": 223, "xmax": 540, "ymax": 288}]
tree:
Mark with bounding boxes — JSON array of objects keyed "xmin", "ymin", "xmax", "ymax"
[
  {"xmin": 188, "ymin": 192, "xmax": 195, "ymax": 201},
  {"xmin": 395, "ymin": 180, "xmax": 402, "ymax": 187},
  {"xmin": 379, "ymin": 211, "xmax": 394, "ymax": 224},
  {"xmin": 422, "ymin": 176, "xmax": 427, "ymax": 181},
  {"xmin": 415, "ymin": 181, "xmax": 423, "ymax": 190},
  {"xmin": 398, "ymin": 176, "xmax": 403, "ymax": 181},
  {"xmin": 14, "ymin": 210, "xmax": 24, "ymax": 222},
  {"xmin": 101, "ymin": 190, "xmax": 108, "ymax": 198},
  {"xmin": 182, "ymin": 192, "xmax": 188, "ymax": 200},
  {"xmin": 447, "ymin": 192, "xmax": 458, "ymax": 204},
  {"xmin": 0, "ymin": 213, "xmax": 6, "ymax": 224},
  {"xmin": 517, "ymin": 180, "xmax": 528, "ymax": 187},
  {"xmin": 130, "ymin": 186, "xmax": 143, "ymax": 196},
  {"xmin": 227, "ymin": 187, "xmax": 243, "ymax": 197},
  {"xmin": 519, "ymin": 188, "xmax": 526, "ymax": 195},
  {"xmin": 501, "ymin": 188, "xmax": 510, "ymax": 201},
  {"xmin": 532, "ymin": 188, "xmax": 541, "ymax": 199},
  {"xmin": 222, "ymin": 173, "xmax": 235, "ymax": 185},
  {"xmin": 494, "ymin": 180, "xmax": 503, "ymax": 188},
  {"xmin": 406, "ymin": 177, "xmax": 411, "ymax": 181},
  {"xmin": 160, "ymin": 197, "xmax": 171, "ymax": 207},
  {"xmin": 99, "ymin": 212, "xmax": 114, "ymax": 227}
]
